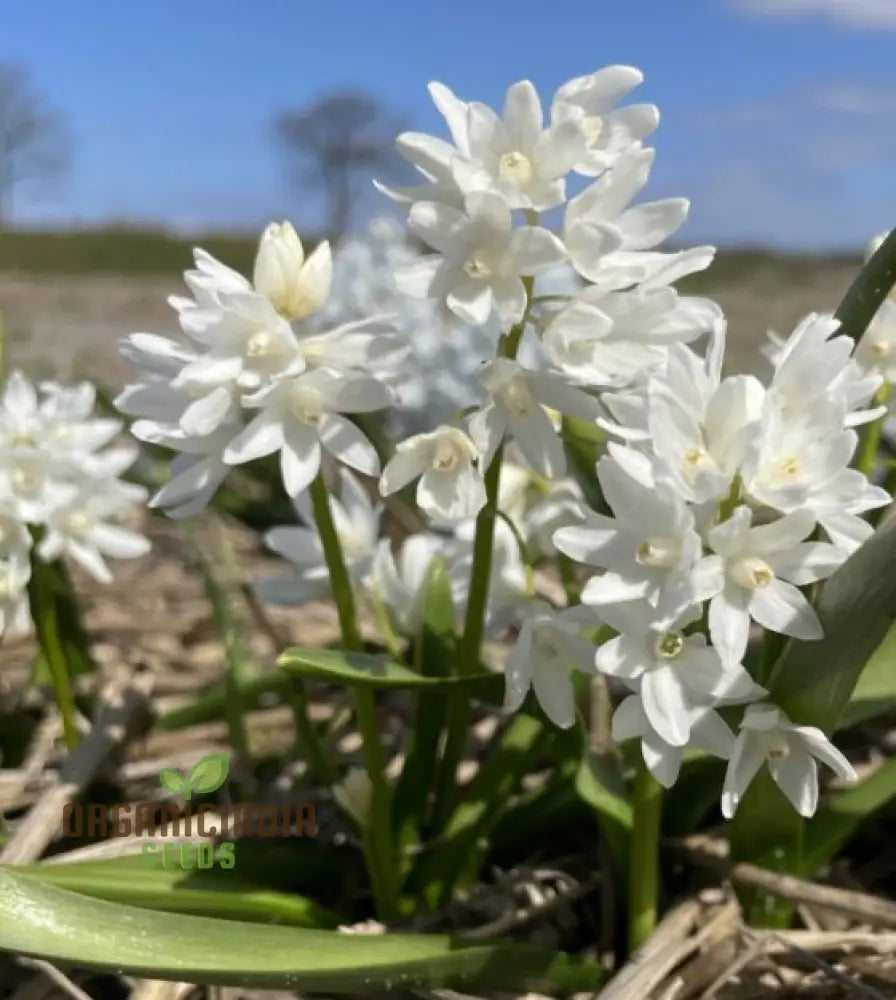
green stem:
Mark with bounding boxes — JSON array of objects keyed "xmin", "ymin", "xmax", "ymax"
[
  {"xmin": 628, "ymin": 758, "xmax": 662, "ymax": 953},
  {"xmin": 27, "ymin": 555, "xmax": 79, "ymax": 750},
  {"xmin": 308, "ymin": 472, "xmax": 397, "ymax": 920},
  {"xmin": 431, "ymin": 278, "xmax": 536, "ymax": 831},
  {"xmin": 856, "ymin": 382, "xmax": 890, "ymax": 479}
]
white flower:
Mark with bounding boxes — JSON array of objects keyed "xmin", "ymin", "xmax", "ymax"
[
  {"xmin": 253, "ymin": 222, "xmax": 332, "ymax": 320},
  {"xmin": 766, "ymin": 313, "xmax": 882, "ymax": 428},
  {"xmin": 255, "ymin": 469, "xmax": 380, "ymax": 606},
  {"xmin": 447, "ymin": 79, "xmax": 588, "ymax": 211},
  {"xmin": 370, "ymin": 533, "xmax": 446, "ymax": 635},
  {"xmin": 563, "ymin": 147, "xmax": 691, "ymax": 285},
  {"xmin": 693, "ymin": 507, "xmax": 844, "ymax": 667},
  {"xmin": 224, "ymin": 368, "xmax": 387, "ymax": 497},
  {"xmin": 554, "ymin": 448, "xmax": 702, "ymax": 625},
  {"xmin": 595, "ymin": 601, "xmax": 764, "ymax": 747},
  {"xmin": 550, "ymin": 65, "xmax": 658, "ymax": 175},
  {"xmin": 396, "ymin": 192, "xmax": 565, "ymax": 327},
  {"xmin": 722, "ymin": 704, "xmax": 856, "ymax": 818},
  {"xmin": 542, "ymin": 286, "xmax": 722, "ymax": 388},
  {"xmin": 379, "ymin": 426, "xmax": 486, "ymax": 522},
  {"xmin": 504, "ymin": 600, "xmax": 595, "ymax": 728},
  {"xmin": 38, "ymin": 491, "xmax": 150, "ymax": 585},
  {"xmin": 612, "ymin": 695, "xmax": 734, "ymax": 789},
  {"xmin": 469, "ymin": 359, "xmax": 602, "ymax": 478},
  {"xmin": 855, "ymin": 299, "xmax": 896, "ymax": 383}
]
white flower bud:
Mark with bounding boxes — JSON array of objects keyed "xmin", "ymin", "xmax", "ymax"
[
  {"xmin": 333, "ymin": 767, "xmax": 372, "ymax": 828},
  {"xmin": 253, "ymin": 222, "xmax": 333, "ymax": 319}
]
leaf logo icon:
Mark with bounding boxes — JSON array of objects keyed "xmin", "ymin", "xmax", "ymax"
[{"xmin": 158, "ymin": 753, "xmax": 230, "ymax": 800}]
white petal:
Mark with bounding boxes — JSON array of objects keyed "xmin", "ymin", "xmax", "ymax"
[
  {"xmin": 709, "ymin": 588, "xmax": 752, "ymax": 667},
  {"xmin": 792, "ymin": 726, "xmax": 857, "ymax": 782},
  {"xmin": 319, "ymin": 414, "xmax": 380, "ymax": 476},
  {"xmin": 379, "ymin": 446, "xmax": 428, "ymax": 496},
  {"xmin": 641, "ymin": 666, "xmax": 690, "ymax": 746},
  {"xmin": 224, "ymin": 412, "xmax": 284, "ymax": 464},
  {"xmin": 446, "ymin": 276, "xmax": 494, "ymax": 326},
  {"xmin": 507, "ymin": 226, "xmax": 567, "ymax": 274},
  {"xmin": 721, "ymin": 733, "xmax": 766, "ymax": 818},
  {"xmin": 641, "ymin": 733, "xmax": 682, "ymax": 788},
  {"xmin": 770, "ymin": 745, "xmax": 818, "ymax": 817},
  {"xmin": 749, "ymin": 579, "xmax": 823, "ymax": 640},
  {"xmin": 90, "ymin": 524, "xmax": 150, "ymax": 560},
  {"xmin": 531, "ymin": 662, "xmax": 576, "ymax": 729},
  {"xmin": 280, "ymin": 432, "xmax": 321, "ymax": 497}
]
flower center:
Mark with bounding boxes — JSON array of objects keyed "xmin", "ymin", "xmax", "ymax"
[
  {"xmin": 288, "ymin": 388, "xmax": 324, "ymax": 426},
  {"xmin": 581, "ymin": 115, "xmax": 604, "ymax": 146},
  {"xmin": 654, "ymin": 630, "xmax": 685, "ymax": 660},
  {"xmin": 764, "ymin": 733, "xmax": 790, "ymax": 761},
  {"xmin": 0, "ymin": 570, "xmax": 15, "ymax": 600},
  {"xmin": 533, "ymin": 629, "xmax": 559, "ymax": 660},
  {"xmin": 11, "ymin": 466, "xmax": 40, "ymax": 493},
  {"xmin": 501, "ymin": 377, "xmax": 533, "ymax": 416},
  {"xmin": 730, "ymin": 555, "xmax": 774, "ymax": 590},
  {"xmin": 869, "ymin": 340, "xmax": 890, "ymax": 360},
  {"xmin": 246, "ymin": 331, "xmax": 274, "ymax": 358},
  {"xmin": 498, "ymin": 150, "xmax": 533, "ymax": 186},
  {"xmin": 636, "ymin": 536, "xmax": 680, "ymax": 569},
  {"xmin": 778, "ymin": 456, "xmax": 800, "ymax": 478},
  {"xmin": 463, "ymin": 255, "xmax": 493, "ymax": 279},
  {"xmin": 432, "ymin": 438, "xmax": 460, "ymax": 471},
  {"xmin": 682, "ymin": 447, "xmax": 711, "ymax": 476},
  {"xmin": 64, "ymin": 510, "xmax": 93, "ymax": 536}
]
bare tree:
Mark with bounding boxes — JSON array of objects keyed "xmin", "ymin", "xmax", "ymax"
[
  {"xmin": 274, "ymin": 91, "xmax": 403, "ymax": 239},
  {"xmin": 0, "ymin": 65, "xmax": 70, "ymax": 227}
]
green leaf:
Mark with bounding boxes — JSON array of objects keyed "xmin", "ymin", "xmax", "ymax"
[
  {"xmin": 838, "ymin": 623, "xmax": 896, "ymax": 730},
  {"xmin": 279, "ymin": 646, "xmax": 502, "ymax": 698},
  {"xmin": 767, "ymin": 516, "xmax": 896, "ymax": 732},
  {"xmin": 802, "ymin": 758, "xmax": 896, "ymax": 875},
  {"xmin": 188, "ymin": 753, "xmax": 231, "ymax": 795},
  {"xmin": 6, "ymin": 854, "xmax": 337, "ymax": 927},
  {"xmin": 158, "ymin": 769, "xmax": 187, "ymax": 796},
  {"xmin": 393, "ymin": 557, "xmax": 456, "ymax": 858},
  {"xmin": 0, "ymin": 868, "xmax": 603, "ymax": 992},
  {"xmin": 560, "ymin": 415, "xmax": 609, "ymax": 515},
  {"xmin": 575, "ymin": 742, "xmax": 633, "ymax": 870}
]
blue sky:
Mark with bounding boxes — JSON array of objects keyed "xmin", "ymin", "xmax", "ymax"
[{"xmin": 3, "ymin": 0, "xmax": 895, "ymax": 248}]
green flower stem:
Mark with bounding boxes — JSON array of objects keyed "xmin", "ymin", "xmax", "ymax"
[
  {"xmin": 308, "ymin": 472, "xmax": 397, "ymax": 920},
  {"xmin": 857, "ymin": 382, "xmax": 891, "ymax": 479},
  {"xmin": 431, "ymin": 276, "xmax": 535, "ymax": 831},
  {"xmin": 27, "ymin": 554, "xmax": 79, "ymax": 750},
  {"xmin": 628, "ymin": 757, "xmax": 662, "ymax": 953}
]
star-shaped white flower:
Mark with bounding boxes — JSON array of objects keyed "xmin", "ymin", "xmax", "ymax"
[
  {"xmin": 722, "ymin": 703, "xmax": 857, "ymax": 818},
  {"xmin": 504, "ymin": 600, "xmax": 595, "ymax": 728},
  {"xmin": 396, "ymin": 191, "xmax": 565, "ymax": 328},
  {"xmin": 469, "ymin": 359, "xmax": 602, "ymax": 478},
  {"xmin": 693, "ymin": 507, "xmax": 844, "ymax": 668},
  {"xmin": 596, "ymin": 601, "xmax": 765, "ymax": 747},
  {"xmin": 379, "ymin": 426, "xmax": 486, "ymax": 522}
]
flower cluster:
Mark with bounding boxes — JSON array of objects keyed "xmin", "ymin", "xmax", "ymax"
[
  {"xmin": 116, "ymin": 223, "xmax": 406, "ymax": 511},
  {"xmin": 0, "ymin": 372, "xmax": 149, "ymax": 636},
  {"xmin": 116, "ymin": 67, "xmax": 887, "ymax": 822}
]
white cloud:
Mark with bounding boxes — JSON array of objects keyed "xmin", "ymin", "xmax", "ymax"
[{"xmin": 731, "ymin": 0, "xmax": 896, "ymax": 31}]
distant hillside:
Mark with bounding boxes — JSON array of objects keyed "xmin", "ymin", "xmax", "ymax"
[
  {"xmin": 0, "ymin": 228, "xmax": 261, "ymax": 276},
  {"xmin": 0, "ymin": 227, "xmax": 860, "ymax": 285}
]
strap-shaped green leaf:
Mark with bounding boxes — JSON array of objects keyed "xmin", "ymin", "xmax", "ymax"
[
  {"xmin": 766, "ymin": 516, "xmax": 896, "ymax": 732},
  {"xmin": 0, "ymin": 868, "xmax": 603, "ymax": 992},
  {"xmin": 279, "ymin": 646, "xmax": 502, "ymax": 698}
]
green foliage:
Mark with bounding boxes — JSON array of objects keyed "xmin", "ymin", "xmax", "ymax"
[
  {"xmin": 279, "ymin": 645, "xmax": 503, "ymax": 696},
  {"xmin": 0, "ymin": 868, "xmax": 604, "ymax": 993}
]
